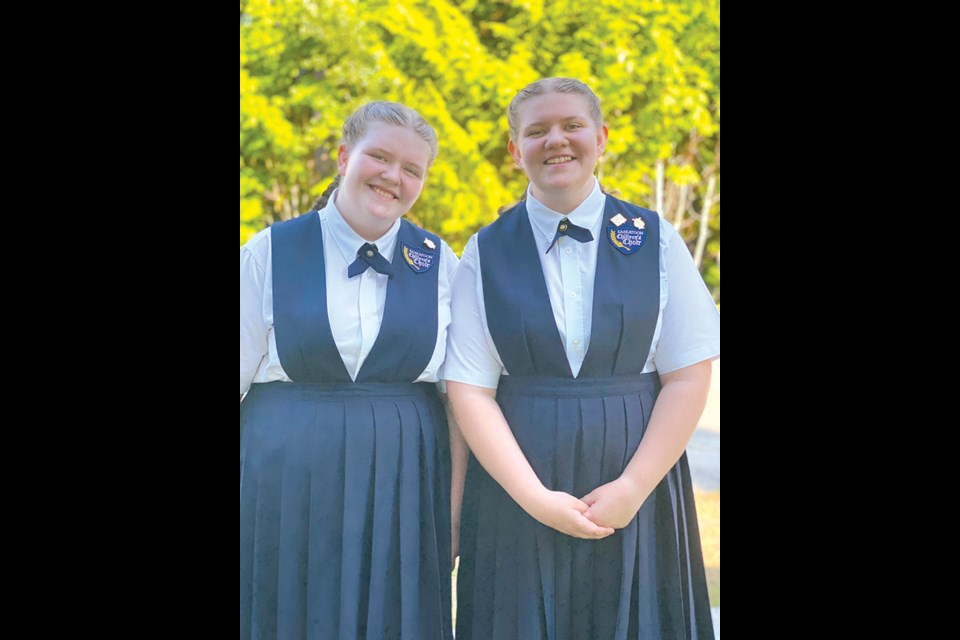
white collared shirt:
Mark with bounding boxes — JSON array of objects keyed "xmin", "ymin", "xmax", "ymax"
[
  {"xmin": 240, "ymin": 197, "xmax": 459, "ymax": 395},
  {"xmin": 444, "ymin": 178, "xmax": 720, "ymax": 389}
]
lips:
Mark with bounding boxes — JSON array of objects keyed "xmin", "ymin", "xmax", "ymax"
[{"xmin": 369, "ymin": 184, "xmax": 399, "ymax": 200}]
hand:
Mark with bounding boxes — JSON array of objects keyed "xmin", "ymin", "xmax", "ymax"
[
  {"xmin": 525, "ymin": 489, "xmax": 616, "ymax": 540},
  {"xmin": 582, "ymin": 477, "xmax": 648, "ymax": 530}
]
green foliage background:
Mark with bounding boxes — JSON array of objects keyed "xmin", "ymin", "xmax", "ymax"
[{"xmin": 241, "ymin": 0, "xmax": 720, "ymax": 301}]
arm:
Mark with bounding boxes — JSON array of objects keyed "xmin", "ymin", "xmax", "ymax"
[
  {"xmin": 446, "ymin": 395, "xmax": 469, "ymax": 564},
  {"xmin": 240, "ymin": 240, "xmax": 270, "ymax": 401},
  {"xmin": 583, "ymin": 360, "xmax": 712, "ymax": 528},
  {"xmin": 448, "ymin": 381, "xmax": 614, "ymax": 539}
]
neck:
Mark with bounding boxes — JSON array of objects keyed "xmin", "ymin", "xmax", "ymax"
[
  {"xmin": 334, "ymin": 192, "xmax": 396, "ymax": 242},
  {"xmin": 531, "ymin": 180, "xmax": 595, "ymax": 215}
]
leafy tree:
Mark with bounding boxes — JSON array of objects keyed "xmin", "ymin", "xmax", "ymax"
[{"xmin": 240, "ymin": 0, "xmax": 720, "ymax": 302}]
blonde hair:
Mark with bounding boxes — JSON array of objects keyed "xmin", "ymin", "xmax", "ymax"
[
  {"xmin": 311, "ymin": 101, "xmax": 438, "ymax": 210},
  {"xmin": 507, "ymin": 78, "xmax": 603, "ymax": 142},
  {"xmin": 342, "ymin": 101, "xmax": 438, "ymax": 165}
]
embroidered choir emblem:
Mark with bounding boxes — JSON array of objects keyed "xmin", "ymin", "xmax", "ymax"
[
  {"xmin": 402, "ymin": 242, "xmax": 436, "ymax": 273},
  {"xmin": 423, "ymin": 238, "xmax": 437, "ymax": 250},
  {"xmin": 608, "ymin": 226, "xmax": 647, "ymax": 255},
  {"xmin": 610, "ymin": 213, "xmax": 628, "ymax": 227},
  {"xmin": 632, "ymin": 217, "xmax": 646, "ymax": 230}
]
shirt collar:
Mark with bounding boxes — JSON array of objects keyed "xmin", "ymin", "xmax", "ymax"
[
  {"xmin": 526, "ymin": 178, "xmax": 606, "ymax": 245},
  {"xmin": 321, "ymin": 190, "xmax": 402, "ymax": 264}
]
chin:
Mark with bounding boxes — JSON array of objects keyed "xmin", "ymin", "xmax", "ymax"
[{"xmin": 370, "ymin": 206, "xmax": 403, "ymax": 223}]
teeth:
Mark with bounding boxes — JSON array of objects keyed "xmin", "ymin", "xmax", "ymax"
[
  {"xmin": 371, "ymin": 186, "xmax": 396, "ymax": 199},
  {"xmin": 546, "ymin": 157, "xmax": 573, "ymax": 165}
]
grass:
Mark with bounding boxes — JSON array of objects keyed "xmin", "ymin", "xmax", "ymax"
[{"xmin": 696, "ymin": 490, "xmax": 721, "ymax": 607}]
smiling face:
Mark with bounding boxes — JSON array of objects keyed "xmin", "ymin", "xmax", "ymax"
[
  {"xmin": 508, "ymin": 91, "xmax": 608, "ymax": 214},
  {"xmin": 335, "ymin": 121, "xmax": 432, "ymax": 241}
]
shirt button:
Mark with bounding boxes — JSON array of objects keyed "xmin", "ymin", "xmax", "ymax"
[
  {"xmin": 573, "ymin": 339, "xmax": 582, "ymax": 346},
  {"xmin": 565, "ymin": 248, "xmax": 573, "ymax": 255},
  {"xmin": 569, "ymin": 292, "xmax": 578, "ymax": 300}
]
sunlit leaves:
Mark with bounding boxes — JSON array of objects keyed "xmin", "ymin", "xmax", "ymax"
[{"xmin": 240, "ymin": 0, "xmax": 719, "ymax": 302}]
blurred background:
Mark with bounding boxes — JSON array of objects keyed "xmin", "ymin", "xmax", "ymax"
[
  {"xmin": 241, "ymin": 0, "xmax": 720, "ymax": 619},
  {"xmin": 240, "ymin": 0, "xmax": 719, "ymax": 306}
]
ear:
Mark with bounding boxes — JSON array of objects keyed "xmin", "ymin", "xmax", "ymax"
[
  {"xmin": 337, "ymin": 144, "xmax": 349, "ymax": 177},
  {"xmin": 596, "ymin": 125, "xmax": 609, "ymax": 156},
  {"xmin": 508, "ymin": 139, "xmax": 522, "ymax": 167}
]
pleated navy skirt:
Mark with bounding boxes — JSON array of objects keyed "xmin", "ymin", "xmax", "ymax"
[
  {"xmin": 240, "ymin": 381, "xmax": 453, "ymax": 640},
  {"xmin": 457, "ymin": 373, "xmax": 714, "ymax": 640}
]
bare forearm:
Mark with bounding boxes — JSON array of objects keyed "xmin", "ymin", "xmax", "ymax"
[
  {"xmin": 447, "ymin": 382, "xmax": 546, "ymax": 513},
  {"xmin": 621, "ymin": 361, "xmax": 712, "ymax": 498},
  {"xmin": 449, "ymin": 381, "xmax": 616, "ymax": 539},
  {"xmin": 446, "ymin": 398, "xmax": 469, "ymax": 532}
]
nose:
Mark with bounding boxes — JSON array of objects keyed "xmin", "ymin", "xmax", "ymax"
[
  {"xmin": 545, "ymin": 126, "xmax": 569, "ymax": 149},
  {"xmin": 381, "ymin": 163, "xmax": 401, "ymax": 184}
]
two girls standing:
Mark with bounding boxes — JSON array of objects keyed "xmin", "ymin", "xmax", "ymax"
[{"xmin": 240, "ymin": 79, "xmax": 718, "ymax": 640}]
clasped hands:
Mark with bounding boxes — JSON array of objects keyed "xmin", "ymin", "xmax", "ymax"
[{"xmin": 525, "ymin": 476, "xmax": 648, "ymax": 540}]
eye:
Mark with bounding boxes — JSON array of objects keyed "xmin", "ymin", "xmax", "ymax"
[
  {"xmin": 567, "ymin": 123, "xmax": 583, "ymax": 130},
  {"xmin": 370, "ymin": 153, "xmax": 386, "ymax": 161},
  {"xmin": 527, "ymin": 129, "xmax": 544, "ymax": 137},
  {"xmin": 404, "ymin": 167, "xmax": 421, "ymax": 178}
]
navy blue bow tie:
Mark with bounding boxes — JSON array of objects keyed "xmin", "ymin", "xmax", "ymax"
[
  {"xmin": 348, "ymin": 243, "xmax": 395, "ymax": 278},
  {"xmin": 546, "ymin": 218, "xmax": 594, "ymax": 254}
]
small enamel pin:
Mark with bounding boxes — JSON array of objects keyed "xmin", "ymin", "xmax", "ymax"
[
  {"xmin": 423, "ymin": 238, "xmax": 437, "ymax": 250},
  {"xmin": 402, "ymin": 242, "xmax": 436, "ymax": 273},
  {"xmin": 632, "ymin": 217, "xmax": 646, "ymax": 230},
  {"xmin": 607, "ymin": 226, "xmax": 647, "ymax": 255},
  {"xmin": 610, "ymin": 213, "xmax": 628, "ymax": 227}
]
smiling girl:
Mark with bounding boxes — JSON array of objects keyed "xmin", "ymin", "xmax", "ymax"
[
  {"xmin": 446, "ymin": 79, "xmax": 719, "ymax": 639},
  {"xmin": 240, "ymin": 102, "xmax": 458, "ymax": 640}
]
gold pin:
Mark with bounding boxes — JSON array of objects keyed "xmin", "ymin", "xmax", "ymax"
[
  {"xmin": 610, "ymin": 214, "xmax": 628, "ymax": 227},
  {"xmin": 366, "ymin": 250, "xmax": 375, "ymax": 257},
  {"xmin": 559, "ymin": 223, "xmax": 569, "ymax": 232}
]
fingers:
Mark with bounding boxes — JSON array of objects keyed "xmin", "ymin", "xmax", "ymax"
[
  {"xmin": 573, "ymin": 513, "xmax": 615, "ymax": 539},
  {"xmin": 582, "ymin": 511, "xmax": 612, "ymax": 532},
  {"xmin": 538, "ymin": 491, "xmax": 615, "ymax": 539},
  {"xmin": 567, "ymin": 512, "xmax": 615, "ymax": 539},
  {"xmin": 555, "ymin": 491, "xmax": 590, "ymax": 513}
]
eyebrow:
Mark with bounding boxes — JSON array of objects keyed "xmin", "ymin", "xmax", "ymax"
[{"xmin": 523, "ymin": 116, "xmax": 588, "ymax": 129}]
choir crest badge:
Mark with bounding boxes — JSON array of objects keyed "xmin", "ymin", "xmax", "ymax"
[
  {"xmin": 402, "ymin": 242, "xmax": 436, "ymax": 273},
  {"xmin": 607, "ymin": 226, "xmax": 647, "ymax": 255}
]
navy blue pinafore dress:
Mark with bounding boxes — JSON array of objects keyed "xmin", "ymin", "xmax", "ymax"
[
  {"xmin": 240, "ymin": 213, "xmax": 453, "ymax": 640},
  {"xmin": 456, "ymin": 198, "xmax": 714, "ymax": 640}
]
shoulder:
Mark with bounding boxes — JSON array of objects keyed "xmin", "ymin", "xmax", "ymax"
[
  {"xmin": 399, "ymin": 217, "xmax": 442, "ymax": 246},
  {"xmin": 241, "ymin": 226, "xmax": 273, "ymax": 271},
  {"xmin": 478, "ymin": 201, "xmax": 526, "ymax": 243},
  {"xmin": 270, "ymin": 210, "xmax": 322, "ymax": 237}
]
